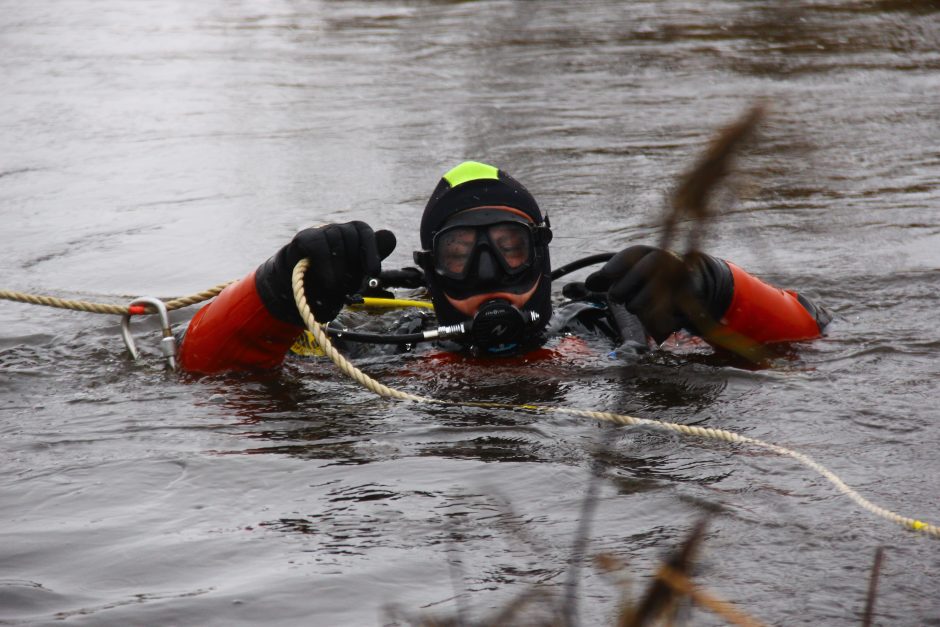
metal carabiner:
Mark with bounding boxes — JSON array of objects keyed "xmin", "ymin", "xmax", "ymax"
[{"xmin": 121, "ymin": 296, "xmax": 177, "ymax": 370}]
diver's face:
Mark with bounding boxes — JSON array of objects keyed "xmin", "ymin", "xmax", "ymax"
[{"xmin": 434, "ymin": 206, "xmax": 542, "ymax": 318}]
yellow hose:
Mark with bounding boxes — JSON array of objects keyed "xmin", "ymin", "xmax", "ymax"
[{"xmin": 353, "ymin": 297, "xmax": 434, "ymax": 310}]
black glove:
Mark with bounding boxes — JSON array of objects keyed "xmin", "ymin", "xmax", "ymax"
[
  {"xmin": 584, "ymin": 245, "xmax": 733, "ymax": 343},
  {"xmin": 255, "ymin": 221, "xmax": 397, "ymax": 326}
]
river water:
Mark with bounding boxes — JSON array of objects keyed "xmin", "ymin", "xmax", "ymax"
[{"xmin": 2, "ymin": 1, "xmax": 939, "ymax": 625}]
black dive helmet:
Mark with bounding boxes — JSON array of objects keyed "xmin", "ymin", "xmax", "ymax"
[{"xmin": 414, "ymin": 161, "xmax": 554, "ymax": 354}]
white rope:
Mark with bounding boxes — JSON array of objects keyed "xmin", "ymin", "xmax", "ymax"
[
  {"xmin": 292, "ymin": 258, "xmax": 940, "ymax": 538},
  {"xmin": 0, "ymin": 283, "xmax": 234, "ymax": 315}
]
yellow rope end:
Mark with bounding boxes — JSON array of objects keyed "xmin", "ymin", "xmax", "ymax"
[{"xmin": 911, "ymin": 520, "xmax": 927, "ymax": 531}]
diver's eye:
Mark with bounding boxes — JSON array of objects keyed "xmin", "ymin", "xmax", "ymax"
[
  {"xmin": 488, "ymin": 223, "xmax": 531, "ymax": 269},
  {"xmin": 436, "ymin": 227, "xmax": 478, "ymax": 275}
]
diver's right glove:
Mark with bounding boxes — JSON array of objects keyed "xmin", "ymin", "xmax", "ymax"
[
  {"xmin": 584, "ymin": 245, "xmax": 733, "ymax": 344},
  {"xmin": 255, "ymin": 221, "xmax": 397, "ymax": 326}
]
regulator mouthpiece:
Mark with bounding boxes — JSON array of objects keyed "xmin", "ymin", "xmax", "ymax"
[{"xmin": 469, "ymin": 299, "xmax": 540, "ymax": 354}]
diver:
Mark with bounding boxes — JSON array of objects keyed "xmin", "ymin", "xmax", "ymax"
[{"xmin": 178, "ymin": 161, "xmax": 830, "ymax": 373}]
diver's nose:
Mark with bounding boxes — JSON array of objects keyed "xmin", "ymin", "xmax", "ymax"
[{"xmin": 476, "ymin": 249, "xmax": 500, "ymax": 284}]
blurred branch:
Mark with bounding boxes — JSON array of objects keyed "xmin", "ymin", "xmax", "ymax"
[
  {"xmin": 618, "ymin": 518, "xmax": 708, "ymax": 626},
  {"xmin": 656, "ymin": 102, "xmax": 773, "ymax": 364},
  {"xmin": 616, "ymin": 518, "xmax": 765, "ymax": 627},
  {"xmin": 655, "ymin": 566, "xmax": 766, "ymax": 627},
  {"xmin": 664, "ymin": 102, "xmax": 767, "ymax": 252},
  {"xmin": 563, "ymin": 429, "xmax": 619, "ymax": 626},
  {"xmin": 862, "ymin": 546, "xmax": 885, "ymax": 627}
]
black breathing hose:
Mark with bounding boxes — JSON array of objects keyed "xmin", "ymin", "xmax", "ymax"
[
  {"xmin": 549, "ymin": 252, "xmax": 614, "ymax": 280},
  {"xmin": 339, "ymin": 252, "xmax": 616, "ymax": 345},
  {"xmin": 325, "ymin": 327, "xmax": 429, "ymax": 345}
]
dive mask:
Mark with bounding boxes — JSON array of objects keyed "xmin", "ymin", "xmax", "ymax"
[{"xmin": 414, "ymin": 209, "xmax": 552, "ymax": 290}]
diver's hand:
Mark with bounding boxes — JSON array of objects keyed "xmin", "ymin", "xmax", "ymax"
[
  {"xmin": 256, "ymin": 221, "xmax": 397, "ymax": 325},
  {"xmin": 584, "ymin": 245, "xmax": 732, "ymax": 343}
]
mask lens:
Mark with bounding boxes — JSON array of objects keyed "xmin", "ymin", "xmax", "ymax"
[
  {"xmin": 435, "ymin": 227, "xmax": 478, "ymax": 276},
  {"xmin": 487, "ymin": 223, "xmax": 531, "ymax": 270}
]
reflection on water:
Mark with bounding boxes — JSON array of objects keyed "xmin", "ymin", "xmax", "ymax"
[{"xmin": 2, "ymin": 0, "xmax": 940, "ymax": 624}]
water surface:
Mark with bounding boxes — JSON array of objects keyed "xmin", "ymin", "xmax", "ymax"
[{"xmin": 2, "ymin": 1, "xmax": 939, "ymax": 625}]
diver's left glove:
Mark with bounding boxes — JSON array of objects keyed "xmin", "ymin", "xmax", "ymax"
[
  {"xmin": 255, "ymin": 221, "xmax": 397, "ymax": 326},
  {"xmin": 584, "ymin": 245, "xmax": 733, "ymax": 344}
]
